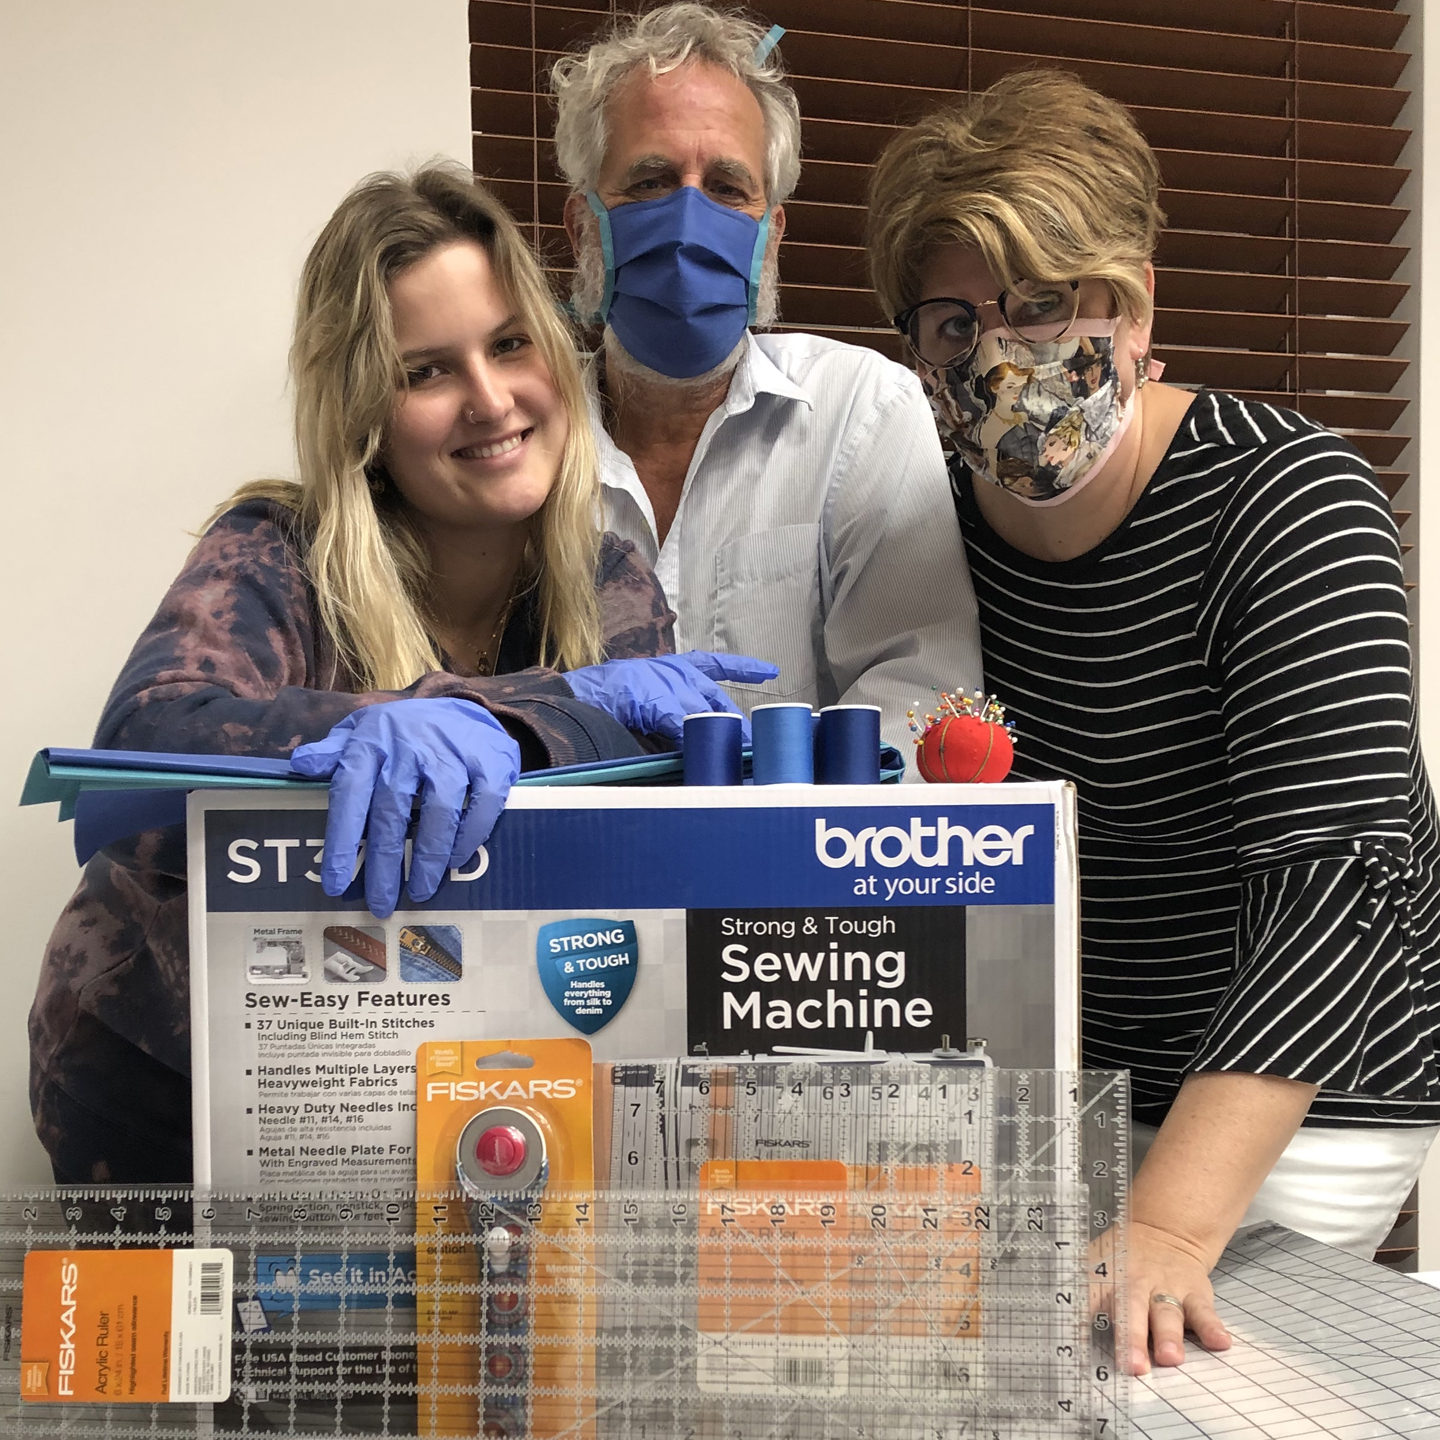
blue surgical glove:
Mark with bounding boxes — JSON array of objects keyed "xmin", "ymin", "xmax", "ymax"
[
  {"xmin": 290, "ymin": 698, "xmax": 520, "ymax": 920},
  {"xmin": 564, "ymin": 651, "xmax": 779, "ymax": 743}
]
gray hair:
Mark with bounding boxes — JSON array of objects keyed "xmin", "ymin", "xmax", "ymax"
[{"xmin": 550, "ymin": 3, "xmax": 803, "ymax": 206}]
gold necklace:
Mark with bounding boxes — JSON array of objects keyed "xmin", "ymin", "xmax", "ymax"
[{"xmin": 473, "ymin": 577, "xmax": 521, "ymax": 677}]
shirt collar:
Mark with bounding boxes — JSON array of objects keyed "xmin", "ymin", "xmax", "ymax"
[
  {"xmin": 588, "ymin": 331, "xmax": 813, "ymax": 429},
  {"xmin": 586, "ymin": 333, "xmax": 814, "ymax": 517},
  {"xmin": 733, "ymin": 331, "xmax": 812, "ymax": 413},
  {"xmin": 586, "ymin": 367, "xmax": 635, "ymax": 485}
]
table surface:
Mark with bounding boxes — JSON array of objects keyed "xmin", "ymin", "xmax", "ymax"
[{"xmin": 1133, "ymin": 1223, "xmax": 1440, "ymax": 1439}]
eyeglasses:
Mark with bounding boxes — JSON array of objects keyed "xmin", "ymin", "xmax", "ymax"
[{"xmin": 893, "ymin": 280, "xmax": 1081, "ymax": 369}]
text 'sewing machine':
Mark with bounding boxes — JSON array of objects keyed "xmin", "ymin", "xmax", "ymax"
[{"xmin": 0, "ymin": 1058, "xmax": 1129, "ymax": 1439}]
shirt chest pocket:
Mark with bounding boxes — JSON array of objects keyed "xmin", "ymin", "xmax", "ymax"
[{"xmin": 712, "ymin": 523, "xmax": 822, "ymax": 702}]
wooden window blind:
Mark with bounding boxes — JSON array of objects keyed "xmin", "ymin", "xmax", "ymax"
[{"xmin": 470, "ymin": 0, "xmax": 1414, "ymax": 547}]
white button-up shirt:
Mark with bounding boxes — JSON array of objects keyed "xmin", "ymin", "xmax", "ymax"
[{"xmin": 594, "ymin": 331, "xmax": 984, "ymax": 762}]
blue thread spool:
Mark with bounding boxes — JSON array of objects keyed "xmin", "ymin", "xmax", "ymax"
[
  {"xmin": 683, "ymin": 711, "xmax": 743, "ymax": 786},
  {"xmin": 751, "ymin": 703, "xmax": 815, "ymax": 785},
  {"xmin": 815, "ymin": 705, "xmax": 882, "ymax": 784}
]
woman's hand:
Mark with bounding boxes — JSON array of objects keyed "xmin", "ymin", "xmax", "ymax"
[
  {"xmin": 290, "ymin": 697, "xmax": 521, "ymax": 919},
  {"xmin": 1124, "ymin": 1220, "xmax": 1230, "ymax": 1375},
  {"xmin": 565, "ymin": 651, "xmax": 779, "ymax": 742},
  {"xmin": 1125, "ymin": 1071, "xmax": 1318, "ymax": 1374}
]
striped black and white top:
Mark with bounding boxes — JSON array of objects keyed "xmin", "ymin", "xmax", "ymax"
[{"xmin": 951, "ymin": 390, "xmax": 1440, "ymax": 1128}]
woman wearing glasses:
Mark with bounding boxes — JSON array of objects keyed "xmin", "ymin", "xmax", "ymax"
[{"xmin": 867, "ymin": 70, "xmax": 1440, "ymax": 1375}]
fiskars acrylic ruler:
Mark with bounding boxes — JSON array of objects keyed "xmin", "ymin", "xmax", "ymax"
[{"xmin": 0, "ymin": 1063, "xmax": 1130, "ymax": 1439}]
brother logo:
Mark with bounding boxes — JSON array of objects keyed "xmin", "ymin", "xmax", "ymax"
[{"xmin": 815, "ymin": 817, "xmax": 1035, "ymax": 870}]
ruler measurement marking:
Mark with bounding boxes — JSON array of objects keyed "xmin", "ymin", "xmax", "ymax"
[{"xmin": 0, "ymin": 1069, "xmax": 1126, "ymax": 1438}]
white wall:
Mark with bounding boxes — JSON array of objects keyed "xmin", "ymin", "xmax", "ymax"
[{"xmin": 0, "ymin": 0, "xmax": 471, "ymax": 1183}]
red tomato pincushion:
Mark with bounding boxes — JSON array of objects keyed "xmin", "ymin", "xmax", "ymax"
[{"xmin": 909, "ymin": 692, "xmax": 1015, "ymax": 784}]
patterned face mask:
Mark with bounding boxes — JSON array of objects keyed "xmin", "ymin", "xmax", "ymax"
[{"xmin": 922, "ymin": 322, "xmax": 1133, "ymax": 507}]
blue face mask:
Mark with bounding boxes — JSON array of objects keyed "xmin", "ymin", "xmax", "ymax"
[{"xmin": 586, "ymin": 186, "xmax": 770, "ymax": 379}]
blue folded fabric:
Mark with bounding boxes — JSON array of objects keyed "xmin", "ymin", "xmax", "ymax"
[
  {"xmin": 26, "ymin": 743, "xmax": 907, "ymax": 866},
  {"xmin": 73, "ymin": 788, "xmax": 189, "ymax": 864},
  {"xmin": 48, "ymin": 747, "xmax": 298, "ymax": 780},
  {"xmin": 21, "ymin": 747, "xmax": 304, "ymax": 807}
]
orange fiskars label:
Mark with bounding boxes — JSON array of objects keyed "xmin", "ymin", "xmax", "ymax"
[
  {"xmin": 21, "ymin": 1249, "xmax": 232, "ymax": 1403},
  {"xmin": 416, "ymin": 1039, "xmax": 595, "ymax": 1440},
  {"xmin": 696, "ymin": 1159, "xmax": 984, "ymax": 1396},
  {"xmin": 699, "ymin": 1160, "xmax": 850, "ymax": 1335}
]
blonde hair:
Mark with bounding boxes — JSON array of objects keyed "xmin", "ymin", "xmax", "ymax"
[
  {"xmin": 550, "ymin": 2, "xmax": 801, "ymax": 205},
  {"xmin": 866, "ymin": 70, "xmax": 1164, "ymax": 327},
  {"xmin": 219, "ymin": 164, "xmax": 604, "ymax": 691},
  {"xmin": 1043, "ymin": 410, "xmax": 1085, "ymax": 448}
]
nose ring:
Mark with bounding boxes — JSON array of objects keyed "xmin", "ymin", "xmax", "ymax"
[{"xmin": 466, "ymin": 407, "xmax": 479, "ymax": 425}]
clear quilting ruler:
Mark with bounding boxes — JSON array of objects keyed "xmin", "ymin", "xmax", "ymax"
[
  {"xmin": 0, "ymin": 1065, "xmax": 1129, "ymax": 1439},
  {"xmin": 592, "ymin": 1060, "xmax": 1130, "ymax": 1439}
]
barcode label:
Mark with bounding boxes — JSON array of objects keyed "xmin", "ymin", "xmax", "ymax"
[
  {"xmin": 199, "ymin": 1261, "xmax": 224, "ymax": 1315},
  {"xmin": 776, "ymin": 1357, "xmax": 835, "ymax": 1389},
  {"xmin": 696, "ymin": 1336, "xmax": 848, "ymax": 1395},
  {"xmin": 169, "ymin": 1250, "xmax": 233, "ymax": 1401}
]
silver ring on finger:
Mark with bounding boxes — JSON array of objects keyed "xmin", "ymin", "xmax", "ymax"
[{"xmin": 1150, "ymin": 1293, "xmax": 1185, "ymax": 1311}]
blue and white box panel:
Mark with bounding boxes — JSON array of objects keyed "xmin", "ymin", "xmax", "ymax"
[{"xmin": 187, "ymin": 783, "xmax": 1078, "ymax": 1189}]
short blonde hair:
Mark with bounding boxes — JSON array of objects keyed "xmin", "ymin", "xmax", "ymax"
[
  {"xmin": 866, "ymin": 70, "xmax": 1164, "ymax": 326},
  {"xmin": 1044, "ymin": 410, "xmax": 1085, "ymax": 447},
  {"xmin": 218, "ymin": 165, "xmax": 605, "ymax": 690}
]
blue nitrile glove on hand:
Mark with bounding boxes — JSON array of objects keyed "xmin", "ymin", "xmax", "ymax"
[
  {"xmin": 564, "ymin": 651, "xmax": 779, "ymax": 743},
  {"xmin": 290, "ymin": 698, "xmax": 520, "ymax": 920}
]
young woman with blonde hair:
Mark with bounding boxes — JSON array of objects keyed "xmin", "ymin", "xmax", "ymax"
[
  {"xmin": 30, "ymin": 163, "xmax": 772, "ymax": 1183},
  {"xmin": 868, "ymin": 70, "xmax": 1440, "ymax": 1374}
]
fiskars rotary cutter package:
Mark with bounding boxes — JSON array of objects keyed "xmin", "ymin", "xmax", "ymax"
[
  {"xmin": 187, "ymin": 782, "xmax": 1079, "ymax": 1190},
  {"xmin": 414, "ymin": 1038, "xmax": 595, "ymax": 1440}
]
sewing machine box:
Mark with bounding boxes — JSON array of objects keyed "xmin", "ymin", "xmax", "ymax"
[{"xmin": 187, "ymin": 782, "xmax": 1079, "ymax": 1189}]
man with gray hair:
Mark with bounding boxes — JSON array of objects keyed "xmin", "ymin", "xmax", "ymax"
[{"xmin": 551, "ymin": 3, "xmax": 981, "ymax": 761}]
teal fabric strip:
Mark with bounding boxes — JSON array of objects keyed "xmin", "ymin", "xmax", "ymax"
[
  {"xmin": 748, "ymin": 211, "xmax": 771, "ymax": 325},
  {"xmin": 40, "ymin": 766, "xmax": 324, "ymax": 794},
  {"xmin": 585, "ymin": 191, "xmax": 616, "ymax": 318},
  {"xmin": 753, "ymin": 23, "xmax": 785, "ymax": 64}
]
